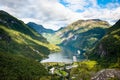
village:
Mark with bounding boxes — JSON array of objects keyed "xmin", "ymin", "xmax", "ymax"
[{"xmin": 42, "ymin": 56, "xmax": 78, "ymax": 80}]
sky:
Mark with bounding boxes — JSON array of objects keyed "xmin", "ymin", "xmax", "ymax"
[{"xmin": 0, "ymin": 0, "xmax": 120, "ymax": 30}]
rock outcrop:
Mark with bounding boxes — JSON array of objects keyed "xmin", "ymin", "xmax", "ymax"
[{"xmin": 91, "ymin": 69, "xmax": 120, "ymax": 80}]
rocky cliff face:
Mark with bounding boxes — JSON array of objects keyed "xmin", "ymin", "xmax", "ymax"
[
  {"xmin": 89, "ymin": 19, "xmax": 120, "ymax": 67},
  {"xmin": 91, "ymin": 69, "xmax": 120, "ymax": 80}
]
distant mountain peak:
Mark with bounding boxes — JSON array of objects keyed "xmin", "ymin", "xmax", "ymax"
[
  {"xmin": 28, "ymin": 22, "xmax": 43, "ymax": 27},
  {"xmin": 86, "ymin": 19, "xmax": 102, "ymax": 21},
  {"xmin": 27, "ymin": 22, "xmax": 55, "ymax": 34},
  {"xmin": 57, "ymin": 27, "xmax": 65, "ymax": 31},
  {"xmin": 71, "ymin": 19, "xmax": 103, "ymax": 24}
]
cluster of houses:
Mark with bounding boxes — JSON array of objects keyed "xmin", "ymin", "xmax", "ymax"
[{"xmin": 47, "ymin": 56, "xmax": 78, "ymax": 80}]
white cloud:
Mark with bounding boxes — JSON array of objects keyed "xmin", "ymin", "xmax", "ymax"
[
  {"xmin": 0, "ymin": 0, "xmax": 120, "ymax": 30},
  {"xmin": 62, "ymin": 0, "xmax": 120, "ymax": 24},
  {"xmin": 62, "ymin": 0, "xmax": 98, "ymax": 11}
]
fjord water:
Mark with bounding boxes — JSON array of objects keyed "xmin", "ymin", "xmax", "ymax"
[
  {"xmin": 41, "ymin": 52, "xmax": 73, "ymax": 63},
  {"xmin": 41, "ymin": 47, "xmax": 84, "ymax": 63}
]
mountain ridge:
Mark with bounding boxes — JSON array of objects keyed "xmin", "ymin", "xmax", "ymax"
[
  {"xmin": 0, "ymin": 10, "xmax": 120, "ymax": 80},
  {"xmin": 54, "ymin": 19, "xmax": 110, "ymax": 58},
  {"xmin": 0, "ymin": 10, "xmax": 53, "ymax": 79},
  {"xmin": 27, "ymin": 22, "xmax": 55, "ymax": 34}
]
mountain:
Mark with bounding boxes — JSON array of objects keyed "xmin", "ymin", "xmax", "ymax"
[
  {"xmin": 27, "ymin": 22, "xmax": 60, "ymax": 44},
  {"xmin": 27, "ymin": 22, "xmax": 64, "ymax": 45},
  {"xmin": 89, "ymin": 19, "xmax": 120, "ymax": 68},
  {"xmin": 0, "ymin": 10, "xmax": 59, "ymax": 79},
  {"xmin": 56, "ymin": 19, "xmax": 109, "ymax": 42},
  {"xmin": 56, "ymin": 27, "xmax": 65, "ymax": 32},
  {"xmin": 27, "ymin": 22, "xmax": 55, "ymax": 34},
  {"xmin": 54, "ymin": 19, "xmax": 110, "ymax": 58},
  {"xmin": 0, "ymin": 10, "xmax": 60, "ymax": 55}
]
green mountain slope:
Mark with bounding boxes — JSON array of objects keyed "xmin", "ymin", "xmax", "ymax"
[
  {"xmin": 0, "ymin": 11, "xmax": 47, "ymax": 43},
  {"xmin": 0, "ymin": 10, "xmax": 60, "ymax": 59},
  {"xmin": 0, "ymin": 10, "xmax": 59, "ymax": 79},
  {"xmin": 0, "ymin": 53, "xmax": 48, "ymax": 80},
  {"xmin": 89, "ymin": 19, "xmax": 120, "ymax": 68},
  {"xmin": 27, "ymin": 22, "xmax": 63, "ymax": 45},
  {"xmin": 55, "ymin": 19, "xmax": 110, "ymax": 57}
]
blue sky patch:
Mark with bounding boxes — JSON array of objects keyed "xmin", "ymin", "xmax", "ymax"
[{"xmin": 59, "ymin": 0, "xmax": 69, "ymax": 7}]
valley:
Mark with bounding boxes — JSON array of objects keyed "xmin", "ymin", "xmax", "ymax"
[
  {"xmin": 28, "ymin": 15, "xmax": 120, "ymax": 80},
  {"xmin": 0, "ymin": 10, "xmax": 120, "ymax": 80}
]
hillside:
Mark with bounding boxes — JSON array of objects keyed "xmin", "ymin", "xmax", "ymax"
[
  {"xmin": 0, "ymin": 10, "xmax": 60, "ymax": 79},
  {"xmin": 54, "ymin": 19, "xmax": 110, "ymax": 58},
  {"xmin": 89, "ymin": 19, "xmax": 120, "ymax": 68},
  {"xmin": 0, "ymin": 10, "xmax": 60, "ymax": 57},
  {"xmin": 0, "ymin": 53, "xmax": 49, "ymax": 80},
  {"xmin": 0, "ymin": 11, "xmax": 48, "ymax": 43},
  {"xmin": 27, "ymin": 22, "xmax": 55, "ymax": 34}
]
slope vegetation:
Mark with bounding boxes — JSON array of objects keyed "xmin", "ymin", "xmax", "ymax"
[
  {"xmin": 55, "ymin": 19, "xmax": 110, "ymax": 57},
  {"xmin": 89, "ymin": 19, "xmax": 120, "ymax": 68},
  {"xmin": 0, "ymin": 10, "xmax": 59, "ymax": 79}
]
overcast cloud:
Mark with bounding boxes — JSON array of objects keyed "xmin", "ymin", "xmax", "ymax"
[{"xmin": 0, "ymin": 0, "xmax": 120, "ymax": 30}]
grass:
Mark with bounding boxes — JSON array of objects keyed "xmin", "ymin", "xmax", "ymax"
[{"xmin": 70, "ymin": 60, "xmax": 99, "ymax": 80}]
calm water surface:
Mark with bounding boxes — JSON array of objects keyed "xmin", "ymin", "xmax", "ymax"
[
  {"xmin": 41, "ymin": 47, "xmax": 84, "ymax": 63},
  {"xmin": 41, "ymin": 52, "xmax": 73, "ymax": 63}
]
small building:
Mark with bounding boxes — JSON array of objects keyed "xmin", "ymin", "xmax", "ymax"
[
  {"xmin": 50, "ymin": 67, "xmax": 55, "ymax": 74},
  {"xmin": 73, "ymin": 56, "xmax": 77, "ymax": 62}
]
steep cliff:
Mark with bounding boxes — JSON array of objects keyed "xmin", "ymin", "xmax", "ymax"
[{"xmin": 89, "ymin": 19, "xmax": 120, "ymax": 68}]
